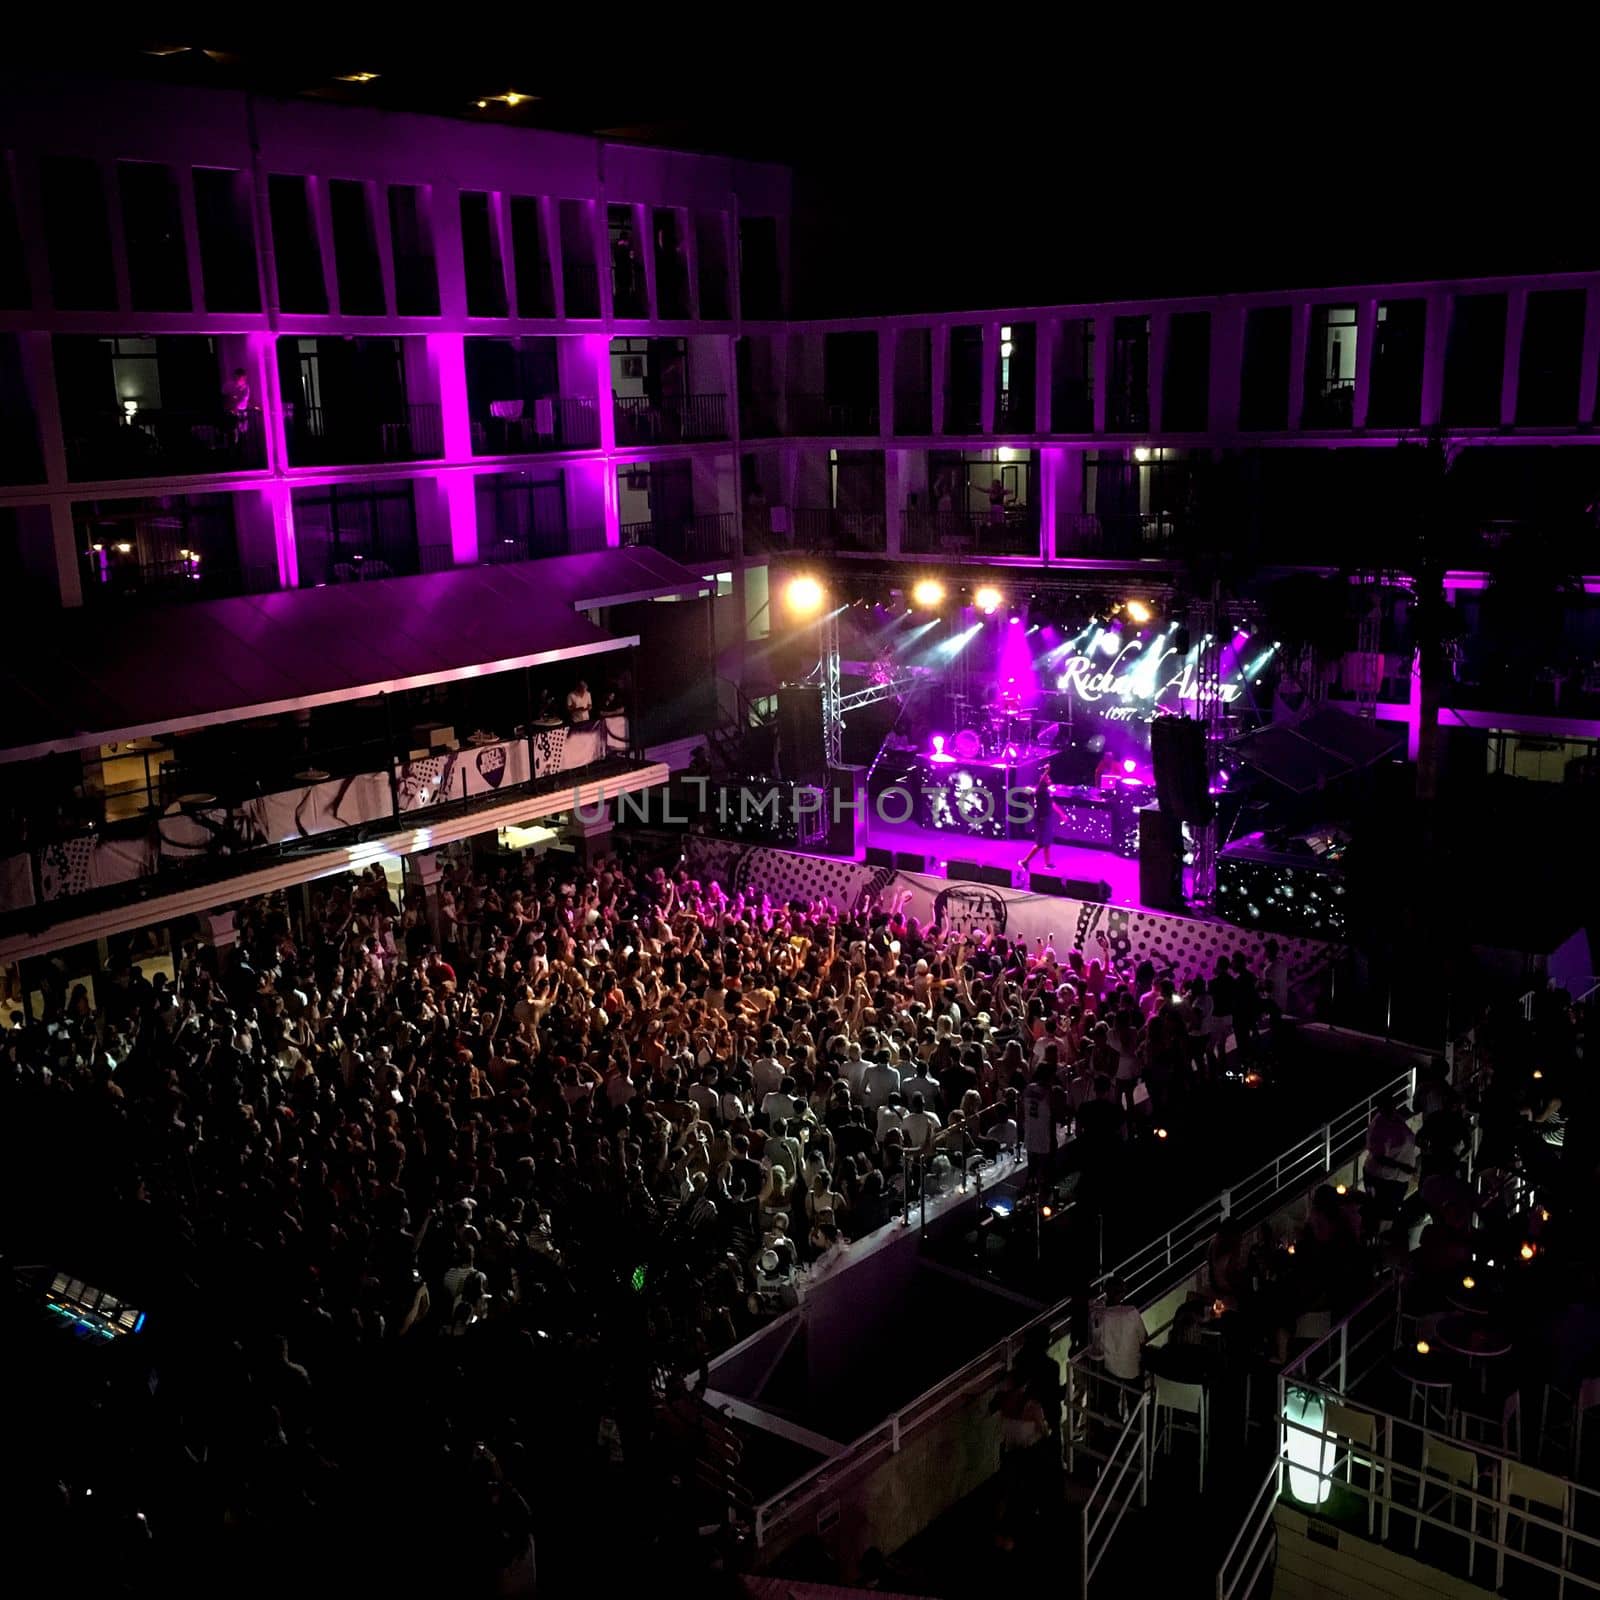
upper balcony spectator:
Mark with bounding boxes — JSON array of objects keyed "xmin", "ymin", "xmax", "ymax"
[
  {"xmin": 904, "ymin": 449, "xmax": 1039, "ymax": 557},
  {"xmin": 464, "ymin": 338, "xmax": 599, "ymax": 455},
  {"xmin": 76, "ymin": 493, "xmax": 278, "ymax": 606},
  {"xmin": 612, "ymin": 338, "xmax": 727, "ymax": 445},
  {"xmin": 609, "ymin": 205, "xmax": 648, "ymax": 319},
  {"xmin": 55, "ymin": 336, "xmax": 264, "ymax": 482},
  {"xmin": 279, "ymin": 337, "xmax": 441, "ymax": 468}
]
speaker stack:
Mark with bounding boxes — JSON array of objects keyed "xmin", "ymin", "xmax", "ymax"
[{"xmin": 775, "ymin": 685, "xmax": 827, "ymax": 786}]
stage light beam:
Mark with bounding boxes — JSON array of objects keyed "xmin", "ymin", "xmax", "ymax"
[{"xmin": 784, "ymin": 576, "xmax": 826, "ymax": 617}]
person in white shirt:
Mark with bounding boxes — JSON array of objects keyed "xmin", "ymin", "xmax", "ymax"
[
  {"xmin": 842, "ymin": 1043, "xmax": 869, "ymax": 1100},
  {"xmin": 860, "ymin": 1055, "xmax": 900, "ymax": 1115},
  {"xmin": 566, "ymin": 679, "xmax": 593, "ymax": 721},
  {"xmin": 687, "ymin": 1066, "xmax": 719, "ymax": 1121},
  {"xmin": 751, "ymin": 1049, "xmax": 785, "ymax": 1102},
  {"xmin": 1261, "ymin": 939, "xmax": 1291, "ymax": 1016},
  {"xmin": 876, "ymin": 1093, "xmax": 909, "ymax": 1146},
  {"xmin": 760, "ymin": 1076, "xmax": 800, "ymax": 1128},
  {"xmin": 1022, "ymin": 1060, "xmax": 1057, "ymax": 1183},
  {"xmin": 1095, "ymin": 1280, "xmax": 1147, "ymax": 1382},
  {"xmin": 903, "ymin": 1093, "xmax": 942, "ymax": 1153},
  {"xmin": 903, "ymin": 1062, "xmax": 940, "ymax": 1110}
]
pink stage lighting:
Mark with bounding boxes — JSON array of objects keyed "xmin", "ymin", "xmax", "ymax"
[{"xmin": 932, "ymin": 734, "xmax": 945, "ymax": 754}]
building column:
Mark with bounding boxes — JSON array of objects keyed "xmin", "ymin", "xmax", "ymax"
[
  {"xmin": 1037, "ymin": 445, "xmax": 1063, "ymax": 562},
  {"xmin": 1500, "ymin": 287, "xmax": 1528, "ymax": 428},
  {"xmin": 980, "ymin": 321, "xmax": 1001, "ymax": 434},
  {"xmin": 19, "ymin": 331, "xmax": 82, "ymax": 607},
  {"xmin": 309, "ymin": 176, "xmax": 340, "ymax": 315},
  {"xmin": 176, "ymin": 166, "xmax": 207, "ymax": 313},
  {"xmin": 101, "ymin": 159, "xmax": 133, "ymax": 313},
  {"xmin": 1057, "ymin": 449, "xmax": 1086, "ymax": 557},
  {"xmin": 1091, "ymin": 313, "xmax": 1112, "ymax": 435},
  {"xmin": 1419, "ymin": 291, "xmax": 1451, "ymax": 428},
  {"xmin": 884, "ymin": 448, "xmax": 905, "ymax": 556},
  {"xmin": 199, "ymin": 909, "xmax": 239, "ymax": 963},
  {"xmin": 567, "ymin": 804, "xmax": 614, "ymax": 867},
  {"xmin": 428, "ymin": 331, "xmax": 477, "ymax": 564},
  {"xmin": 1351, "ymin": 298, "xmax": 1380, "ymax": 430}
]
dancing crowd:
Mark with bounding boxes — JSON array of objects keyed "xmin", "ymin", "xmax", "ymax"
[{"xmin": 2, "ymin": 834, "xmax": 1304, "ymax": 1592}]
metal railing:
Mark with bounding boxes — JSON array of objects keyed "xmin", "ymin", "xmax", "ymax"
[
  {"xmin": 480, "ymin": 526, "xmax": 598, "ymax": 563},
  {"xmin": 78, "ymin": 553, "xmax": 278, "ymax": 605},
  {"xmin": 563, "ymin": 261, "xmax": 601, "ymax": 318},
  {"xmin": 901, "ymin": 507, "xmax": 1042, "ymax": 556},
  {"xmin": 289, "ymin": 402, "xmax": 442, "ymax": 464},
  {"xmin": 620, "ymin": 511, "xmax": 738, "ymax": 564},
  {"xmin": 65, "ymin": 408, "xmax": 266, "ymax": 480},
  {"xmin": 1083, "ymin": 1391, "xmax": 1151, "ymax": 1593},
  {"xmin": 784, "ymin": 394, "xmax": 881, "ymax": 435},
  {"xmin": 751, "ymin": 1063, "xmax": 1414, "ymax": 1554},
  {"xmin": 791, "ymin": 508, "xmax": 888, "ymax": 553},
  {"xmin": 893, "ymin": 397, "xmax": 934, "ymax": 435},
  {"xmin": 472, "ymin": 396, "xmax": 599, "ymax": 454},
  {"xmin": 613, "ymin": 393, "xmax": 728, "ymax": 445},
  {"xmin": 1056, "ymin": 511, "xmax": 1181, "ymax": 560}
]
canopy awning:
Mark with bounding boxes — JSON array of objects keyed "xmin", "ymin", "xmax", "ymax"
[
  {"xmin": 1227, "ymin": 707, "xmax": 1406, "ymax": 793},
  {"xmin": 0, "ymin": 547, "xmax": 711, "ymax": 763}
]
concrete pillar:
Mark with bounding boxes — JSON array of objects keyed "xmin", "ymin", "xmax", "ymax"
[
  {"xmin": 308, "ymin": 177, "xmax": 340, "ymax": 316},
  {"xmin": 1419, "ymin": 292, "xmax": 1451, "ymax": 428},
  {"xmin": 1500, "ymin": 287, "xmax": 1528, "ymax": 428},
  {"xmin": 1035, "ymin": 319, "xmax": 1055, "ymax": 435},
  {"xmin": 1037, "ymin": 445, "xmax": 1064, "ymax": 561},
  {"xmin": 48, "ymin": 501, "xmax": 82, "ymax": 608},
  {"xmin": 373, "ymin": 179, "xmax": 399, "ymax": 319},
  {"xmin": 102, "ymin": 159, "xmax": 133, "ymax": 312},
  {"xmin": 1351, "ymin": 298, "xmax": 1379, "ymax": 430},
  {"xmin": 878, "ymin": 327, "xmax": 897, "ymax": 441},
  {"xmin": 176, "ymin": 164, "xmax": 206, "ymax": 313},
  {"xmin": 567, "ymin": 807, "xmax": 614, "ymax": 867},
  {"xmin": 884, "ymin": 448, "xmax": 905, "ymax": 556}
]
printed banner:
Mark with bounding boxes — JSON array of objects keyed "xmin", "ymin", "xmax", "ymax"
[{"xmin": 396, "ymin": 739, "xmax": 533, "ymax": 813}]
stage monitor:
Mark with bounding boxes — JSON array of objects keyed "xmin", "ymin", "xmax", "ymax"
[
  {"xmin": 1029, "ymin": 872, "xmax": 1112, "ymax": 903},
  {"xmin": 945, "ymin": 860, "xmax": 1015, "ymax": 889}
]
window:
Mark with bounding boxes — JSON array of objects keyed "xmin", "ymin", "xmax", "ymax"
[
  {"xmin": 608, "ymin": 204, "xmax": 645, "ymax": 317},
  {"xmin": 291, "ymin": 481, "xmax": 419, "ymax": 585},
  {"xmin": 1368, "ymin": 300, "xmax": 1424, "ymax": 427},
  {"xmin": 329, "ymin": 179, "xmax": 384, "ymax": 315},
  {"xmin": 1443, "ymin": 293, "xmax": 1507, "ymax": 426},
  {"xmin": 1109, "ymin": 316, "xmax": 1150, "ymax": 431},
  {"xmin": 41, "ymin": 155, "xmax": 116, "ymax": 310},
  {"xmin": 694, "ymin": 212, "xmax": 730, "ymax": 319},
  {"xmin": 1517, "ymin": 289, "xmax": 1585, "ymax": 426},
  {"xmin": 474, "ymin": 469, "xmax": 569, "ymax": 561},
  {"xmin": 509, "ymin": 196, "xmax": 553, "ymax": 318},
  {"xmin": 268, "ymin": 175, "xmax": 327, "ymax": 313},
  {"xmin": 1304, "ymin": 305, "xmax": 1357, "ymax": 427},
  {"xmin": 460, "ymin": 191, "xmax": 507, "ymax": 317},
  {"xmin": 738, "ymin": 216, "xmax": 782, "ymax": 318},
  {"xmin": 118, "ymin": 162, "xmax": 190, "ymax": 311},
  {"xmin": 652, "ymin": 207, "xmax": 689, "ymax": 319},
  {"xmin": 1240, "ymin": 306, "xmax": 1292, "ymax": 430},
  {"xmin": 193, "ymin": 168, "xmax": 260, "ymax": 311},
  {"xmin": 557, "ymin": 198, "xmax": 599, "ymax": 318},
  {"xmin": 386, "ymin": 185, "xmax": 438, "ymax": 316},
  {"xmin": 1051, "ymin": 319, "xmax": 1094, "ymax": 432},
  {"xmin": 1162, "ymin": 312, "xmax": 1210, "ymax": 432}
]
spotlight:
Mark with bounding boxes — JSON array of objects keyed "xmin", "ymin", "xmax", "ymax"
[
  {"xmin": 911, "ymin": 578, "xmax": 945, "ymax": 609},
  {"xmin": 1008, "ymin": 615, "xmax": 1021, "ymax": 626},
  {"xmin": 1521, "ymin": 1243, "xmax": 1537, "ymax": 1261},
  {"xmin": 974, "ymin": 585, "xmax": 1002, "ymax": 615},
  {"xmin": 1126, "ymin": 599, "xmax": 1152, "ymax": 624},
  {"xmin": 1133, "ymin": 446, "xmax": 1152, "ymax": 463},
  {"xmin": 1122, "ymin": 758, "xmax": 1137, "ymax": 774},
  {"xmin": 785, "ymin": 576, "xmax": 825, "ymax": 617}
]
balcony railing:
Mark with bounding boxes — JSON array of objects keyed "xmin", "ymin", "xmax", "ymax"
[
  {"xmin": 563, "ymin": 261, "xmax": 601, "ymax": 319},
  {"xmin": 288, "ymin": 402, "xmax": 442, "ymax": 466},
  {"xmin": 791, "ymin": 508, "xmax": 888, "ymax": 553},
  {"xmin": 1303, "ymin": 377, "xmax": 1356, "ymax": 428},
  {"xmin": 996, "ymin": 392, "xmax": 1035, "ymax": 432},
  {"xmin": 64, "ymin": 408, "xmax": 267, "ymax": 481},
  {"xmin": 944, "ymin": 395, "xmax": 984, "ymax": 434},
  {"xmin": 620, "ymin": 511, "xmax": 738, "ymax": 564},
  {"xmin": 614, "ymin": 393, "xmax": 728, "ymax": 445},
  {"xmin": 78, "ymin": 554, "xmax": 280, "ymax": 606},
  {"xmin": 893, "ymin": 396, "xmax": 934, "ymax": 435},
  {"xmin": 785, "ymin": 394, "xmax": 881, "ymax": 436},
  {"xmin": 479, "ymin": 525, "xmax": 606, "ymax": 563},
  {"xmin": 1057, "ymin": 511, "xmax": 1180, "ymax": 559},
  {"xmin": 901, "ymin": 507, "xmax": 1042, "ymax": 556},
  {"xmin": 471, "ymin": 396, "xmax": 600, "ymax": 455}
]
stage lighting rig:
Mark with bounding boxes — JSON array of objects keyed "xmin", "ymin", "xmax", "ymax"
[
  {"xmin": 784, "ymin": 575, "xmax": 826, "ymax": 617},
  {"xmin": 911, "ymin": 578, "xmax": 946, "ymax": 609},
  {"xmin": 974, "ymin": 585, "xmax": 1003, "ymax": 615}
]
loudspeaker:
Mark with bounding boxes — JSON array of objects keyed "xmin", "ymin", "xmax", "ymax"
[
  {"xmin": 1138, "ymin": 808, "xmax": 1184, "ymax": 911},
  {"xmin": 865, "ymin": 845, "xmax": 894, "ymax": 868},
  {"xmin": 775, "ymin": 685, "xmax": 826, "ymax": 786},
  {"xmin": 946, "ymin": 860, "xmax": 1014, "ymax": 888},
  {"xmin": 1030, "ymin": 873, "xmax": 1112, "ymax": 902},
  {"xmin": 1151, "ymin": 715, "xmax": 1213, "ymax": 821}
]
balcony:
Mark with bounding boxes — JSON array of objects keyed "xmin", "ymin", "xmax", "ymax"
[
  {"xmin": 1057, "ymin": 511, "xmax": 1180, "ymax": 559},
  {"xmin": 944, "ymin": 395, "xmax": 984, "ymax": 435},
  {"xmin": 893, "ymin": 396, "xmax": 934, "ymax": 435},
  {"xmin": 79, "ymin": 552, "xmax": 280, "ymax": 606},
  {"xmin": 471, "ymin": 396, "xmax": 600, "ymax": 455},
  {"xmin": 621, "ymin": 511, "xmax": 738, "ymax": 564},
  {"xmin": 287, "ymin": 403, "xmax": 443, "ymax": 467},
  {"xmin": 1303, "ymin": 377, "xmax": 1356, "ymax": 428},
  {"xmin": 996, "ymin": 392, "xmax": 1035, "ymax": 433},
  {"xmin": 901, "ymin": 507, "xmax": 1041, "ymax": 558},
  {"xmin": 739, "ymin": 393, "xmax": 784, "ymax": 439},
  {"xmin": 614, "ymin": 393, "xmax": 727, "ymax": 446},
  {"xmin": 791, "ymin": 508, "xmax": 888, "ymax": 553},
  {"xmin": 1051, "ymin": 381, "xmax": 1094, "ymax": 432},
  {"xmin": 785, "ymin": 394, "xmax": 881, "ymax": 436},
  {"xmin": 64, "ymin": 408, "xmax": 266, "ymax": 481},
  {"xmin": 480, "ymin": 525, "xmax": 607, "ymax": 563}
]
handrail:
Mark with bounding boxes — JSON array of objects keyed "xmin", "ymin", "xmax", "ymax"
[
  {"xmin": 1083, "ymin": 1391, "xmax": 1150, "ymax": 1591},
  {"xmin": 1215, "ymin": 1456, "xmax": 1281, "ymax": 1600},
  {"xmin": 752, "ymin": 1060, "xmax": 1414, "ymax": 1548}
]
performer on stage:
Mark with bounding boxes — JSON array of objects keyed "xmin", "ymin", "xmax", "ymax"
[{"xmin": 1019, "ymin": 774, "xmax": 1068, "ymax": 872}]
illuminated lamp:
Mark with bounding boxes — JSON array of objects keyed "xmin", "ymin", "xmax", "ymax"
[
  {"xmin": 1521, "ymin": 1243, "xmax": 1536, "ymax": 1261},
  {"xmin": 1133, "ymin": 446, "xmax": 1152, "ymax": 463},
  {"xmin": 1284, "ymin": 1387, "xmax": 1333, "ymax": 1505},
  {"xmin": 911, "ymin": 578, "xmax": 946, "ymax": 608},
  {"xmin": 1125, "ymin": 599, "xmax": 1152, "ymax": 624},
  {"xmin": 1122, "ymin": 758, "xmax": 1138, "ymax": 774},
  {"xmin": 785, "ymin": 575, "xmax": 825, "ymax": 616},
  {"xmin": 974, "ymin": 585, "xmax": 1002, "ymax": 615},
  {"xmin": 932, "ymin": 734, "xmax": 945, "ymax": 756}
]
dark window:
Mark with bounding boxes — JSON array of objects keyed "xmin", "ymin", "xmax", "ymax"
[
  {"xmin": 193, "ymin": 168, "xmax": 260, "ymax": 311},
  {"xmin": 947, "ymin": 327, "xmax": 984, "ymax": 433},
  {"xmin": 652, "ymin": 207, "xmax": 689, "ymax": 319},
  {"xmin": 0, "ymin": 157, "xmax": 27, "ymax": 309},
  {"xmin": 510, "ymin": 196, "xmax": 553, "ymax": 318},
  {"xmin": 1443, "ymin": 293, "xmax": 1507, "ymax": 426},
  {"xmin": 997, "ymin": 323, "xmax": 1035, "ymax": 432},
  {"xmin": 329, "ymin": 179, "xmax": 384, "ymax": 315},
  {"xmin": 558, "ymin": 198, "xmax": 599, "ymax": 318},
  {"xmin": 1368, "ymin": 300, "xmax": 1424, "ymax": 427},
  {"xmin": 475, "ymin": 469, "xmax": 570, "ymax": 561},
  {"xmin": 1051, "ymin": 320, "xmax": 1094, "ymax": 432},
  {"xmin": 694, "ymin": 212, "xmax": 730, "ymax": 319},
  {"xmin": 118, "ymin": 162, "xmax": 190, "ymax": 311},
  {"xmin": 0, "ymin": 333, "xmax": 44, "ymax": 484},
  {"xmin": 386, "ymin": 185, "xmax": 438, "ymax": 316},
  {"xmin": 608, "ymin": 204, "xmax": 645, "ymax": 317},
  {"xmin": 1162, "ymin": 312, "xmax": 1210, "ymax": 432},
  {"xmin": 268, "ymin": 175, "xmax": 327, "ymax": 313},
  {"xmin": 1109, "ymin": 316, "xmax": 1150, "ymax": 431},
  {"xmin": 41, "ymin": 155, "xmax": 116, "ymax": 310},
  {"xmin": 1517, "ymin": 289, "xmax": 1585, "ymax": 426},
  {"xmin": 460, "ymin": 191, "xmax": 507, "ymax": 317},
  {"xmin": 291, "ymin": 481, "xmax": 422, "ymax": 585},
  {"xmin": 1240, "ymin": 306, "xmax": 1292, "ymax": 430},
  {"xmin": 1303, "ymin": 305, "xmax": 1357, "ymax": 428},
  {"xmin": 739, "ymin": 216, "xmax": 782, "ymax": 318}
]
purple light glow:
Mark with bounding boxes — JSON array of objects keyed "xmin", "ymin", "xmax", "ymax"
[{"xmin": 932, "ymin": 733, "xmax": 945, "ymax": 754}]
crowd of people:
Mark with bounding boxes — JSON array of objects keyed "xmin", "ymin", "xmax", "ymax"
[{"xmin": 0, "ymin": 833, "xmax": 1375, "ymax": 1591}]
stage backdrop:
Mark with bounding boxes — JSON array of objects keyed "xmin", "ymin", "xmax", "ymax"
[{"xmin": 678, "ymin": 838, "xmax": 1336, "ymax": 1004}]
